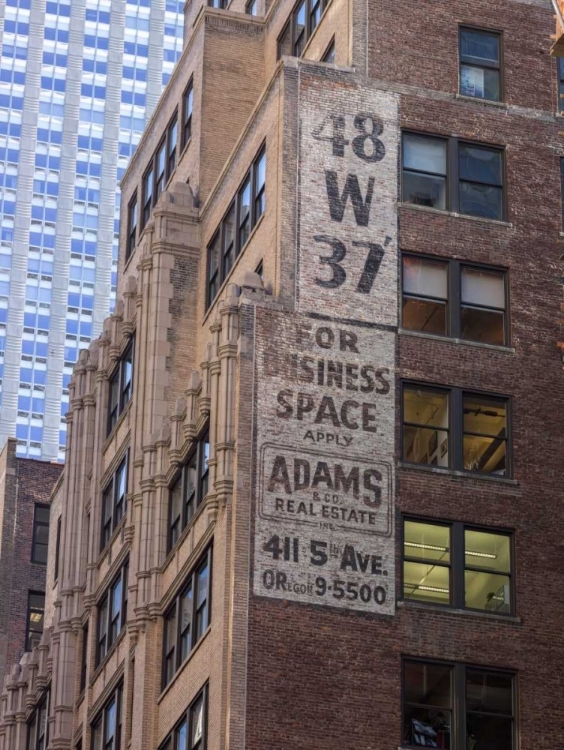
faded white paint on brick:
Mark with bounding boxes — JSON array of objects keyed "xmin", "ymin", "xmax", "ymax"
[{"xmin": 252, "ymin": 68, "xmax": 399, "ymax": 615}]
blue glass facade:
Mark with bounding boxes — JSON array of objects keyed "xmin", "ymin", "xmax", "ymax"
[{"xmin": 0, "ymin": 0, "xmax": 184, "ymax": 459}]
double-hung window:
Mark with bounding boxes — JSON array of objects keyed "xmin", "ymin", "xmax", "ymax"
[
  {"xmin": 80, "ymin": 621, "xmax": 88, "ymax": 692},
  {"xmin": 402, "ymin": 659, "xmax": 515, "ymax": 750},
  {"xmin": 208, "ymin": 0, "xmax": 228, "ymax": 7},
  {"xmin": 163, "ymin": 548, "xmax": 211, "ymax": 687},
  {"xmin": 207, "ymin": 145, "xmax": 266, "ymax": 308},
  {"xmin": 183, "ymin": 80, "xmax": 194, "ymax": 148},
  {"xmin": 26, "ymin": 592, "xmax": 45, "ymax": 651},
  {"xmin": 403, "ymin": 518, "xmax": 513, "ymax": 613},
  {"xmin": 167, "ymin": 116, "xmax": 178, "ymax": 177},
  {"xmin": 402, "ymin": 383, "xmax": 510, "ymax": 476},
  {"xmin": 101, "ymin": 453, "xmax": 128, "ymax": 549},
  {"xmin": 54, "ymin": 516, "xmax": 62, "ymax": 582},
  {"xmin": 108, "ymin": 341, "xmax": 134, "ymax": 434},
  {"xmin": 26, "ymin": 691, "xmax": 49, "ymax": 750},
  {"xmin": 402, "ymin": 133, "xmax": 505, "ymax": 220},
  {"xmin": 31, "ymin": 504, "xmax": 50, "ymax": 564},
  {"xmin": 245, "ymin": 0, "xmax": 257, "ymax": 14},
  {"xmin": 277, "ymin": 0, "xmax": 329, "ymax": 58},
  {"xmin": 126, "ymin": 193, "xmax": 138, "ymax": 261},
  {"xmin": 459, "ymin": 27, "xmax": 502, "ymax": 102},
  {"xmin": 402, "ymin": 254, "xmax": 508, "ymax": 345},
  {"xmin": 141, "ymin": 112, "xmax": 179, "ymax": 227},
  {"xmin": 97, "ymin": 561, "xmax": 128, "ymax": 664},
  {"xmin": 169, "ymin": 431, "xmax": 210, "ymax": 550},
  {"xmin": 91, "ymin": 684, "xmax": 123, "ymax": 750},
  {"xmin": 159, "ymin": 685, "xmax": 208, "ymax": 750}
]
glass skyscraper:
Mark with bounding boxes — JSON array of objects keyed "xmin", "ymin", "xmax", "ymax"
[{"xmin": 0, "ymin": 0, "xmax": 183, "ymax": 460}]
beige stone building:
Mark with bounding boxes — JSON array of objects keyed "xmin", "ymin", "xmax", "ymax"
[{"xmin": 1, "ymin": 0, "xmax": 563, "ymax": 748}]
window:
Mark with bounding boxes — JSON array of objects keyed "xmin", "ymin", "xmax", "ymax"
[
  {"xmin": 97, "ymin": 561, "xmax": 128, "ymax": 664},
  {"xmin": 182, "ymin": 80, "xmax": 193, "ymax": 148},
  {"xmin": 402, "ymin": 133, "xmax": 504, "ymax": 220},
  {"xmin": 163, "ymin": 548, "xmax": 211, "ymax": 687},
  {"xmin": 26, "ymin": 691, "xmax": 49, "ymax": 750},
  {"xmin": 101, "ymin": 454, "xmax": 128, "ymax": 549},
  {"xmin": 159, "ymin": 685, "xmax": 208, "ymax": 750},
  {"xmin": 126, "ymin": 194, "xmax": 137, "ymax": 260},
  {"xmin": 208, "ymin": 0, "xmax": 228, "ymax": 6},
  {"xmin": 167, "ymin": 115, "xmax": 178, "ymax": 178},
  {"xmin": 26, "ymin": 592, "xmax": 45, "ymax": 651},
  {"xmin": 322, "ymin": 38, "xmax": 335, "ymax": 63},
  {"xmin": 168, "ymin": 431, "xmax": 210, "ymax": 550},
  {"xmin": 459, "ymin": 27, "xmax": 501, "ymax": 102},
  {"xmin": 278, "ymin": 0, "xmax": 328, "ymax": 58},
  {"xmin": 107, "ymin": 341, "xmax": 134, "ymax": 434},
  {"xmin": 207, "ymin": 145, "xmax": 266, "ymax": 308},
  {"xmin": 402, "ymin": 255, "xmax": 508, "ymax": 345},
  {"xmin": 155, "ymin": 140, "xmax": 167, "ymax": 203},
  {"xmin": 80, "ymin": 621, "xmax": 88, "ymax": 692},
  {"xmin": 54, "ymin": 516, "xmax": 62, "ymax": 582},
  {"xmin": 245, "ymin": 0, "xmax": 257, "ymax": 14},
  {"xmin": 403, "ymin": 518, "xmax": 513, "ymax": 613},
  {"xmin": 402, "ymin": 659, "xmax": 515, "ymax": 750},
  {"xmin": 31, "ymin": 504, "xmax": 50, "ymax": 564},
  {"xmin": 402, "ymin": 384, "xmax": 510, "ymax": 476},
  {"xmin": 142, "ymin": 165, "xmax": 153, "ymax": 226},
  {"xmin": 91, "ymin": 684, "xmax": 123, "ymax": 750}
]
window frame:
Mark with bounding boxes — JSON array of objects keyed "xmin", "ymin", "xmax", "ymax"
[
  {"xmin": 168, "ymin": 430, "xmax": 210, "ymax": 552},
  {"xmin": 54, "ymin": 515, "xmax": 62, "ymax": 582},
  {"xmin": 26, "ymin": 591, "xmax": 45, "ymax": 651},
  {"xmin": 321, "ymin": 37, "xmax": 335, "ymax": 63},
  {"xmin": 182, "ymin": 79, "xmax": 194, "ymax": 150},
  {"xmin": 402, "ymin": 516, "xmax": 515, "ymax": 615},
  {"xmin": 107, "ymin": 341, "xmax": 134, "ymax": 435},
  {"xmin": 26, "ymin": 690, "xmax": 50, "ymax": 750},
  {"xmin": 126, "ymin": 192, "xmax": 138, "ymax": 261},
  {"xmin": 140, "ymin": 112, "xmax": 179, "ymax": 229},
  {"xmin": 401, "ymin": 131, "xmax": 506, "ymax": 221},
  {"xmin": 101, "ymin": 451, "xmax": 129, "ymax": 551},
  {"xmin": 401, "ymin": 657, "xmax": 516, "ymax": 750},
  {"xmin": 158, "ymin": 684, "xmax": 209, "ymax": 750},
  {"xmin": 245, "ymin": 0, "xmax": 258, "ymax": 14},
  {"xmin": 277, "ymin": 0, "xmax": 329, "ymax": 59},
  {"xmin": 96, "ymin": 561, "xmax": 129, "ymax": 665},
  {"xmin": 206, "ymin": 144, "xmax": 266, "ymax": 309},
  {"xmin": 90, "ymin": 683, "xmax": 123, "ymax": 750},
  {"xmin": 458, "ymin": 25, "xmax": 503, "ymax": 102},
  {"xmin": 80, "ymin": 620, "xmax": 89, "ymax": 692},
  {"xmin": 162, "ymin": 547, "xmax": 212, "ymax": 689},
  {"xmin": 166, "ymin": 113, "xmax": 178, "ymax": 182},
  {"xmin": 401, "ymin": 382, "xmax": 512, "ymax": 477},
  {"xmin": 401, "ymin": 252, "xmax": 510, "ymax": 346},
  {"xmin": 31, "ymin": 503, "xmax": 50, "ymax": 564}
]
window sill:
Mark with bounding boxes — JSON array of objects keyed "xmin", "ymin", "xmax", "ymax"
[
  {"xmin": 103, "ymin": 400, "xmax": 132, "ymax": 455},
  {"xmin": 202, "ymin": 211, "xmax": 265, "ymax": 326},
  {"xmin": 397, "ymin": 599, "xmax": 521, "ymax": 624},
  {"xmin": 157, "ymin": 624, "xmax": 211, "ymax": 704},
  {"xmin": 399, "ymin": 328, "xmax": 515, "ymax": 354},
  {"xmin": 454, "ymin": 93, "xmax": 508, "ymax": 109},
  {"xmin": 398, "ymin": 461, "xmax": 519, "ymax": 486},
  {"xmin": 89, "ymin": 628, "xmax": 127, "ymax": 687},
  {"xmin": 400, "ymin": 203, "xmax": 513, "ymax": 228}
]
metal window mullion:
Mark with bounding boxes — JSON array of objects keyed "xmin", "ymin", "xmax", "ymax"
[
  {"xmin": 450, "ymin": 260, "xmax": 460, "ymax": 338},
  {"xmin": 454, "ymin": 663, "xmax": 465, "ymax": 750},
  {"xmin": 449, "ymin": 138, "xmax": 458, "ymax": 212},
  {"xmin": 452, "ymin": 522, "xmax": 464, "ymax": 608}
]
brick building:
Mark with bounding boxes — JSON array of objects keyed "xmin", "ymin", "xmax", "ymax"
[
  {"xmin": 0, "ymin": 0, "xmax": 562, "ymax": 747},
  {"xmin": 0, "ymin": 439, "xmax": 62, "ymax": 689}
]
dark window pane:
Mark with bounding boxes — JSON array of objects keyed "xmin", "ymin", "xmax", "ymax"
[
  {"xmin": 466, "ymin": 669, "xmax": 513, "ymax": 714},
  {"xmin": 466, "ymin": 714, "xmax": 512, "ymax": 750},
  {"xmin": 459, "ymin": 182, "xmax": 503, "ymax": 220},
  {"xmin": 461, "ymin": 307, "xmax": 505, "ymax": 345},
  {"xmin": 403, "ymin": 172, "xmax": 446, "ymax": 210},
  {"xmin": 460, "ymin": 29, "xmax": 500, "ymax": 64},
  {"xmin": 460, "ymin": 65, "xmax": 500, "ymax": 101},
  {"xmin": 404, "ymin": 135, "xmax": 447, "ymax": 175},
  {"xmin": 404, "ymin": 661, "xmax": 452, "ymax": 707},
  {"xmin": 403, "ymin": 706, "xmax": 451, "ymax": 749},
  {"xmin": 459, "ymin": 146, "xmax": 502, "ymax": 186}
]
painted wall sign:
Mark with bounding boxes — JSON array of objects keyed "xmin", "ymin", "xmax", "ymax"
[{"xmin": 253, "ymin": 69, "xmax": 399, "ymax": 615}]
